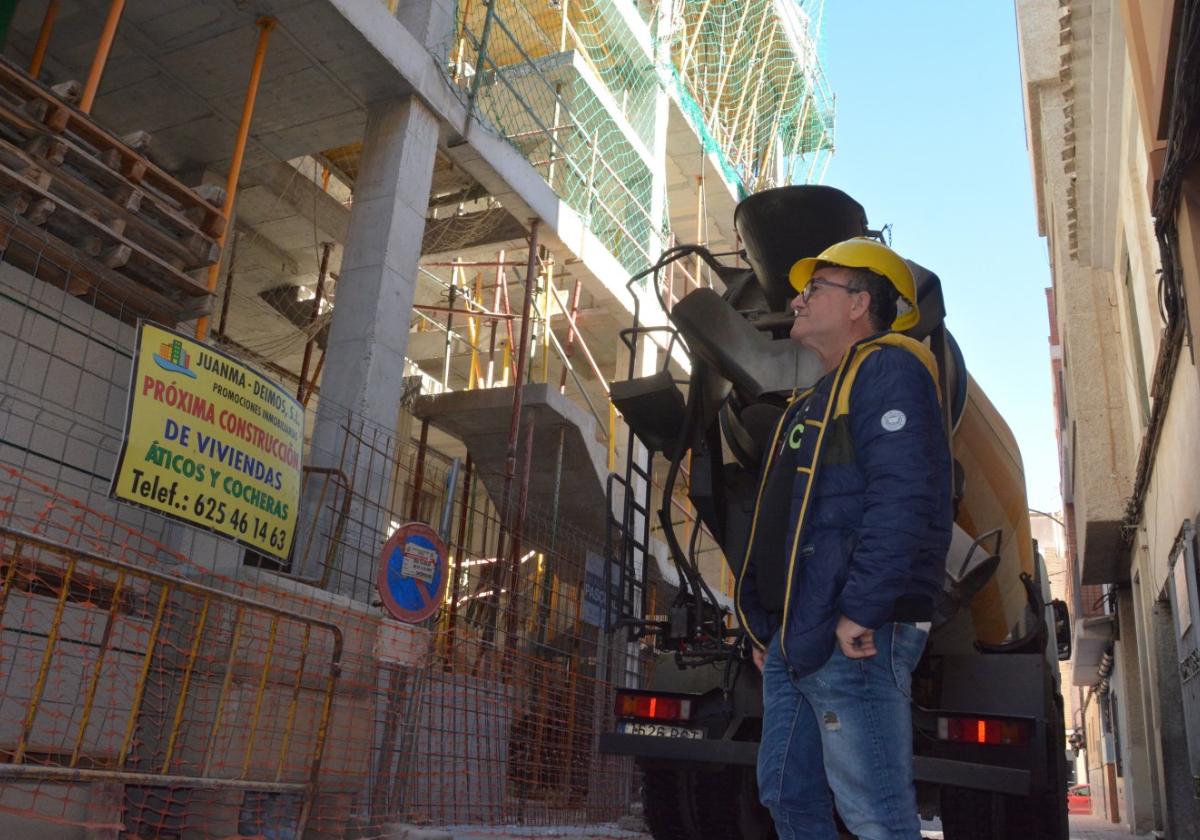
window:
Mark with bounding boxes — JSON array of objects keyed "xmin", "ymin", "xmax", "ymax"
[
  {"xmin": 1056, "ymin": 368, "xmax": 1068, "ymax": 429},
  {"xmin": 1122, "ymin": 252, "xmax": 1151, "ymax": 426}
]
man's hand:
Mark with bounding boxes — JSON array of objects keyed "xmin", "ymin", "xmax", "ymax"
[
  {"xmin": 752, "ymin": 646, "xmax": 766, "ymax": 672},
  {"xmin": 836, "ymin": 615, "xmax": 876, "ymax": 658}
]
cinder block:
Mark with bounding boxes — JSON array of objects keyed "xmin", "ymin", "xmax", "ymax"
[
  {"xmin": 70, "ymin": 382, "xmax": 116, "ymax": 437},
  {"xmin": 42, "ymin": 357, "xmax": 84, "ymax": 411},
  {"xmin": 381, "ymin": 824, "xmax": 453, "ymax": 840},
  {"xmin": 28, "ymin": 424, "xmax": 67, "ymax": 464},
  {"xmin": 16, "ymin": 347, "xmax": 50, "ymax": 395},
  {"xmin": 53, "ymin": 326, "xmax": 89, "ymax": 368},
  {"xmin": 18, "ymin": 311, "xmax": 57, "ymax": 352}
]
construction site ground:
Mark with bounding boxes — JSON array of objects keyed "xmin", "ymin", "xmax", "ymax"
[{"xmin": 383, "ymin": 814, "xmax": 1151, "ymax": 840}]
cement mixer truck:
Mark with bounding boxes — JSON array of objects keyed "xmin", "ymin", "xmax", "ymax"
[{"xmin": 598, "ymin": 186, "xmax": 1072, "ymax": 840}]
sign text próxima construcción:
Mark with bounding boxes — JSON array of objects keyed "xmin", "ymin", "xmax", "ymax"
[{"xmin": 111, "ymin": 323, "xmax": 304, "ymax": 562}]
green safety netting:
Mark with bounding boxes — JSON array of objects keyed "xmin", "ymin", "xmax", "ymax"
[{"xmin": 436, "ymin": 0, "xmax": 834, "ymax": 275}]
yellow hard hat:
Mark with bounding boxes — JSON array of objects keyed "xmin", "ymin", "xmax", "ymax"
[{"xmin": 788, "ymin": 237, "xmax": 920, "ymax": 331}]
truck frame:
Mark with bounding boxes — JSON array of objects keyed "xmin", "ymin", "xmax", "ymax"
[{"xmin": 597, "ymin": 186, "xmax": 1072, "ymax": 840}]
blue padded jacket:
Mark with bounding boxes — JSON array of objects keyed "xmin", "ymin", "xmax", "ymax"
[{"xmin": 735, "ymin": 333, "xmax": 953, "ymax": 676}]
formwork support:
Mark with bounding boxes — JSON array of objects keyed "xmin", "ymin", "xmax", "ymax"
[
  {"xmin": 217, "ymin": 231, "xmax": 239, "ymax": 337},
  {"xmin": 499, "ymin": 224, "xmax": 540, "ymax": 514},
  {"xmin": 79, "ymin": 0, "xmax": 124, "ymax": 113},
  {"xmin": 445, "ymin": 454, "xmax": 474, "ymax": 659},
  {"xmin": 491, "ymin": 221, "xmax": 540, "ymax": 656},
  {"xmin": 469, "ymin": 273, "xmax": 484, "ymax": 389},
  {"xmin": 298, "ymin": 241, "xmax": 333, "ymax": 401},
  {"xmin": 539, "ymin": 258, "xmax": 554, "ymax": 383},
  {"xmin": 28, "ymin": 0, "xmax": 59, "ymax": 79},
  {"xmin": 503, "ymin": 417, "xmax": 536, "ymax": 661},
  {"xmin": 485, "ymin": 250, "xmax": 505, "ymax": 388},
  {"xmin": 442, "ymin": 259, "xmax": 461, "ymax": 388},
  {"xmin": 557, "ymin": 279, "xmax": 582, "ymax": 394},
  {"xmin": 196, "ymin": 17, "xmax": 276, "ymax": 340},
  {"xmin": 409, "ymin": 418, "xmax": 430, "ymax": 521}
]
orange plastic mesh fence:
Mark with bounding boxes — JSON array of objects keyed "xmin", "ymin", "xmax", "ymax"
[
  {"xmin": 0, "ymin": 425, "xmax": 652, "ymax": 839},
  {"xmin": 0, "ymin": 181, "xmax": 662, "ymax": 838}
]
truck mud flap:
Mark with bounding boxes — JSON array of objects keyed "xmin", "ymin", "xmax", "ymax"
[
  {"xmin": 599, "ymin": 733, "xmax": 759, "ymax": 766},
  {"xmin": 915, "ymin": 755, "xmax": 1031, "ymax": 796}
]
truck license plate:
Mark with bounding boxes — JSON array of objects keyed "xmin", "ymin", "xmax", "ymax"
[{"xmin": 620, "ymin": 721, "xmax": 703, "ymax": 739}]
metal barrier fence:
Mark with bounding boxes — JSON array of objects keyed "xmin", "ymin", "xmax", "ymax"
[
  {"xmin": 0, "ymin": 522, "xmax": 342, "ymax": 836},
  {"xmin": 0, "ymin": 95, "xmax": 656, "ymax": 838},
  {"xmin": 0, "ymin": 414, "xmax": 650, "ymax": 837}
]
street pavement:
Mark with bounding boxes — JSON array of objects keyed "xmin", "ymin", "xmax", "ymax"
[
  {"xmin": 1067, "ymin": 813, "xmax": 1158, "ymax": 840},
  {"xmin": 917, "ymin": 813, "xmax": 1158, "ymax": 840},
  {"xmin": 407, "ymin": 813, "xmax": 1158, "ymax": 839}
]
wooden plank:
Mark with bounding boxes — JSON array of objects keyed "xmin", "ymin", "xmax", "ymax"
[
  {"xmin": 0, "ymin": 58, "xmax": 225, "ymax": 236},
  {"xmin": 0, "ymin": 84, "xmax": 220, "ymax": 249},
  {"xmin": 0, "ymin": 212, "xmax": 194, "ymax": 325},
  {"xmin": 26, "ymin": 197, "xmax": 54, "ymax": 225},
  {"xmin": 0, "ymin": 98, "xmax": 219, "ymax": 264},
  {"xmin": 24, "ymin": 134, "xmax": 65, "ymax": 165},
  {"xmin": 0, "ymin": 134, "xmax": 217, "ymax": 270},
  {"xmin": 0, "ymin": 161, "xmax": 211, "ymax": 298}
]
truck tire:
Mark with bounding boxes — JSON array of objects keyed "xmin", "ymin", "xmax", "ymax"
[
  {"xmin": 642, "ymin": 767, "xmax": 688, "ymax": 840},
  {"xmin": 1045, "ymin": 693, "xmax": 1071, "ymax": 838},
  {"xmin": 940, "ymin": 786, "xmax": 1067, "ymax": 840},
  {"xmin": 940, "ymin": 786, "xmax": 1000, "ymax": 838},
  {"xmin": 641, "ymin": 764, "xmax": 775, "ymax": 840}
]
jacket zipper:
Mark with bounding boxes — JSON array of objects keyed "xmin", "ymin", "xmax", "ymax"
[
  {"xmin": 734, "ymin": 387, "xmax": 807, "ymax": 649},
  {"xmin": 777, "ymin": 348, "xmax": 858, "ymax": 666}
]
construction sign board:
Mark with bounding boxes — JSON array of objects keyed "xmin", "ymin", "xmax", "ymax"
[
  {"xmin": 111, "ymin": 322, "xmax": 304, "ymax": 562},
  {"xmin": 583, "ymin": 550, "xmax": 620, "ymax": 628},
  {"xmin": 378, "ymin": 521, "xmax": 448, "ymax": 623}
]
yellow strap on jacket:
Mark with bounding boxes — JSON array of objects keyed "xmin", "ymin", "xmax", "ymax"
[{"xmin": 735, "ymin": 332, "xmax": 940, "ymax": 651}]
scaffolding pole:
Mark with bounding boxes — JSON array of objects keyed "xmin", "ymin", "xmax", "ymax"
[{"xmin": 493, "ymin": 220, "xmax": 539, "ymax": 657}]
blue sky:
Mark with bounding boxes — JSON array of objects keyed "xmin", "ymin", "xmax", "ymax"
[{"xmin": 819, "ymin": 1, "xmax": 1062, "ymax": 512}]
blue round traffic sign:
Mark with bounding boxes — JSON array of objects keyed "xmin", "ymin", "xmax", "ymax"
[{"xmin": 377, "ymin": 521, "xmax": 448, "ymax": 623}]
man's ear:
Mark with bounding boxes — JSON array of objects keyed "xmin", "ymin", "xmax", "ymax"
[{"xmin": 848, "ymin": 291, "xmax": 872, "ymax": 323}]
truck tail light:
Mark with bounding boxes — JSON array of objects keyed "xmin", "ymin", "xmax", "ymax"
[
  {"xmin": 936, "ymin": 716, "xmax": 1031, "ymax": 746},
  {"xmin": 615, "ymin": 691, "xmax": 692, "ymax": 722}
]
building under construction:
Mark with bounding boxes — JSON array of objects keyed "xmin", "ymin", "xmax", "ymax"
[{"xmin": 0, "ymin": 0, "xmax": 833, "ymax": 837}]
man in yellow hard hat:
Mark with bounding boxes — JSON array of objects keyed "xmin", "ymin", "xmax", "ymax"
[{"xmin": 735, "ymin": 237, "xmax": 951, "ymax": 839}]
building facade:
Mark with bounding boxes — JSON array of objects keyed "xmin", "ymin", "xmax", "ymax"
[
  {"xmin": 0, "ymin": 1, "xmax": 834, "ymax": 836},
  {"xmin": 1016, "ymin": 0, "xmax": 1200, "ymax": 834}
]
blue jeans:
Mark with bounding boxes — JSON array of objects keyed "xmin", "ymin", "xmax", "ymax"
[{"xmin": 757, "ymin": 622, "xmax": 928, "ymax": 840}]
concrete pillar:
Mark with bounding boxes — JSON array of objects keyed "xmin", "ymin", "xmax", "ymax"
[
  {"xmin": 302, "ymin": 96, "xmax": 440, "ymax": 596},
  {"xmin": 394, "ymin": 0, "xmax": 456, "ymax": 64}
]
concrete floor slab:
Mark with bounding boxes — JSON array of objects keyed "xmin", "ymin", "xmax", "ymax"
[{"xmin": 413, "ymin": 383, "xmax": 610, "ymax": 545}]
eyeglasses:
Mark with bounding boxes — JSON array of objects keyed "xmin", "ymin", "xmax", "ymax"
[{"xmin": 798, "ymin": 277, "xmax": 863, "ymax": 304}]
